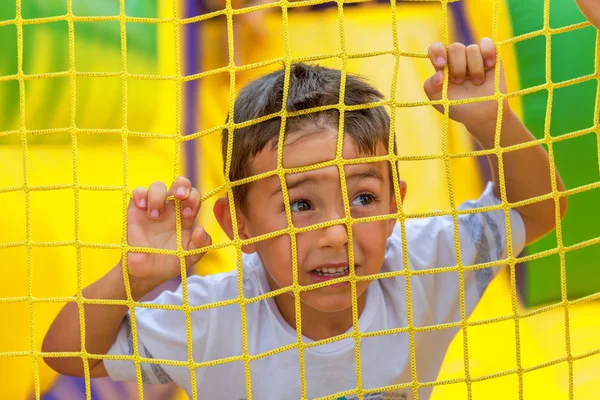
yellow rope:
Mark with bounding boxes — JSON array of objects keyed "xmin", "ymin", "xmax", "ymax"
[{"xmin": 1, "ymin": 0, "xmax": 599, "ymax": 399}]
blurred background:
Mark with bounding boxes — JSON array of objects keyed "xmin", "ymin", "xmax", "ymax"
[{"xmin": 0, "ymin": 0, "xmax": 598, "ymax": 398}]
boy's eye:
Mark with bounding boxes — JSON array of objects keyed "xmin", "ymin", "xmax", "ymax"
[
  {"xmin": 290, "ymin": 199, "xmax": 312, "ymax": 212},
  {"xmin": 351, "ymin": 193, "xmax": 375, "ymax": 207}
]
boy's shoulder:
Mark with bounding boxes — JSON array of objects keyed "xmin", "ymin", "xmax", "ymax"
[{"xmin": 388, "ymin": 182, "xmax": 525, "ymax": 264}]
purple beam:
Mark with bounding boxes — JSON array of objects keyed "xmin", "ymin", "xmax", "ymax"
[{"xmin": 184, "ymin": 0, "xmax": 201, "ymax": 186}]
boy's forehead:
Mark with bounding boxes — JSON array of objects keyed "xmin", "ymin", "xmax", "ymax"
[{"xmin": 250, "ymin": 128, "xmax": 389, "ymax": 174}]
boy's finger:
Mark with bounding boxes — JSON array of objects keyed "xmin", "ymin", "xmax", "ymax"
[
  {"xmin": 428, "ymin": 42, "xmax": 447, "ymax": 70},
  {"xmin": 190, "ymin": 225, "xmax": 212, "ymax": 250},
  {"xmin": 132, "ymin": 187, "xmax": 148, "ymax": 209},
  {"xmin": 187, "ymin": 225, "xmax": 212, "ymax": 266},
  {"xmin": 423, "ymin": 71, "xmax": 445, "ymax": 115},
  {"xmin": 466, "ymin": 44, "xmax": 485, "ymax": 85},
  {"xmin": 170, "ymin": 176, "xmax": 192, "ymax": 200},
  {"xmin": 448, "ymin": 43, "xmax": 467, "ymax": 83},
  {"xmin": 147, "ymin": 181, "xmax": 168, "ymax": 220},
  {"xmin": 180, "ymin": 188, "xmax": 202, "ymax": 229},
  {"xmin": 479, "ymin": 37, "xmax": 497, "ymax": 70},
  {"xmin": 423, "ymin": 70, "xmax": 445, "ymax": 100}
]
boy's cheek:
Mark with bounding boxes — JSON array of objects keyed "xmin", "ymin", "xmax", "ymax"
[
  {"xmin": 350, "ymin": 201, "xmax": 395, "ymax": 220},
  {"xmin": 260, "ymin": 237, "xmax": 296, "ymax": 285},
  {"xmin": 352, "ymin": 222, "xmax": 390, "ymax": 257},
  {"xmin": 252, "ymin": 213, "xmax": 290, "ymax": 236},
  {"xmin": 267, "ymin": 234, "xmax": 294, "ymax": 264}
]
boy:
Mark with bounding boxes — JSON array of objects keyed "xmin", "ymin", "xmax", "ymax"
[
  {"xmin": 42, "ymin": 38, "xmax": 569, "ymax": 398},
  {"xmin": 576, "ymin": 0, "xmax": 600, "ymax": 29}
]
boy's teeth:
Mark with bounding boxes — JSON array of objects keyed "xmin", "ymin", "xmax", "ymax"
[{"xmin": 314, "ymin": 266, "xmax": 349, "ymax": 276}]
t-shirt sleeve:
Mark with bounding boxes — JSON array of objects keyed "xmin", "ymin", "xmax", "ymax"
[
  {"xmin": 103, "ymin": 272, "xmax": 240, "ymax": 385},
  {"xmin": 388, "ymin": 181, "xmax": 526, "ymax": 326}
]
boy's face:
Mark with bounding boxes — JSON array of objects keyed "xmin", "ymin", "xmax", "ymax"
[{"xmin": 231, "ymin": 127, "xmax": 404, "ymax": 313}]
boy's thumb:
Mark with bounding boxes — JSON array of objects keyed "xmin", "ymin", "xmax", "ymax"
[
  {"xmin": 423, "ymin": 70, "xmax": 444, "ymax": 100},
  {"xmin": 187, "ymin": 226, "xmax": 212, "ymax": 266},
  {"xmin": 190, "ymin": 225, "xmax": 211, "ymax": 249}
]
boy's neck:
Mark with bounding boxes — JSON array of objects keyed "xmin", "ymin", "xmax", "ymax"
[{"xmin": 272, "ymin": 287, "xmax": 367, "ymax": 342}]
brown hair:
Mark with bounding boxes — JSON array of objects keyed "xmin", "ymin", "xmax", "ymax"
[{"xmin": 222, "ymin": 63, "xmax": 393, "ymax": 210}]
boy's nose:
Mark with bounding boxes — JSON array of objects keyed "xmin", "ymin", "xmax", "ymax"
[{"xmin": 317, "ymin": 223, "xmax": 348, "ymax": 250}]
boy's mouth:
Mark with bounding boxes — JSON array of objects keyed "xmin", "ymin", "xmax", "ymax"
[
  {"xmin": 313, "ymin": 265, "xmax": 349, "ymax": 276},
  {"xmin": 308, "ymin": 264, "xmax": 358, "ymax": 287}
]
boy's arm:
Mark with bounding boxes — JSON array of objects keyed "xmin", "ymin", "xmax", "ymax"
[
  {"xmin": 42, "ymin": 264, "xmax": 156, "ymax": 377},
  {"xmin": 468, "ymin": 110, "xmax": 566, "ymax": 245},
  {"xmin": 42, "ymin": 177, "xmax": 211, "ymax": 377},
  {"xmin": 424, "ymin": 39, "xmax": 567, "ymax": 245},
  {"xmin": 576, "ymin": 0, "xmax": 600, "ymax": 29}
]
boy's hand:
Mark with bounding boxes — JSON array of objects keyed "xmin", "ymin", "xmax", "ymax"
[
  {"xmin": 126, "ymin": 177, "xmax": 211, "ymax": 297},
  {"xmin": 424, "ymin": 38, "xmax": 509, "ymax": 134},
  {"xmin": 576, "ymin": 0, "xmax": 600, "ymax": 29}
]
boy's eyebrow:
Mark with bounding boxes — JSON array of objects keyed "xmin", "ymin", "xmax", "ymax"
[
  {"xmin": 271, "ymin": 177, "xmax": 319, "ymax": 197},
  {"xmin": 271, "ymin": 169, "xmax": 384, "ymax": 197},
  {"xmin": 346, "ymin": 169, "xmax": 385, "ymax": 183}
]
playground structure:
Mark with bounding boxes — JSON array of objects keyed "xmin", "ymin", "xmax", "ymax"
[{"xmin": 0, "ymin": 0, "xmax": 598, "ymax": 398}]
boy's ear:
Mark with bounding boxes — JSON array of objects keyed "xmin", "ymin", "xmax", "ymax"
[
  {"xmin": 399, "ymin": 179, "xmax": 407, "ymax": 203},
  {"xmin": 213, "ymin": 196, "xmax": 258, "ymax": 254}
]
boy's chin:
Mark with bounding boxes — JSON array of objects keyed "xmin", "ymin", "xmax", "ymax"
[{"xmin": 301, "ymin": 289, "xmax": 361, "ymax": 313}]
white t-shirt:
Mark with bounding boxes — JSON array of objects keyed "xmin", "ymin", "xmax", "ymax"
[{"xmin": 105, "ymin": 182, "xmax": 526, "ymax": 399}]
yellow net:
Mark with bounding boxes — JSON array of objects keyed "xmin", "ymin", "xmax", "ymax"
[{"xmin": 1, "ymin": 0, "xmax": 599, "ymax": 399}]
